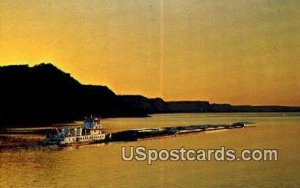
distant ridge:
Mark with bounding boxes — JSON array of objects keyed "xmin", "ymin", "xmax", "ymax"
[
  {"xmin": 0, "ymin": 63, "xmax": 299, "ymax": 127},
  {"xmin": 119, "ymin": 96, "xmax": 300, "ymax": 114}
]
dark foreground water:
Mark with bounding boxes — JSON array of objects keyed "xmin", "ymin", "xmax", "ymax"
[{"xmin": 1, "ymin": 113, "xmax": 299, "ymax": 187}]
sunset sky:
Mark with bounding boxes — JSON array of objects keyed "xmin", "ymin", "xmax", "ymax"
[{"xmin": 0, "ymin": 0, "xmax": 299, "ymax": 105}]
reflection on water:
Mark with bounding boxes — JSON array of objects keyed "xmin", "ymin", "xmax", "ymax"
[{"xmin": 1, "ymin": 113, "xmax": 300, "ymax": 187}]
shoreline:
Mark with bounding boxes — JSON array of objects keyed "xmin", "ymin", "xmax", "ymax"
[{"xmin": 1, "ymin": 111, "xmax": 299, "ymax": 129}]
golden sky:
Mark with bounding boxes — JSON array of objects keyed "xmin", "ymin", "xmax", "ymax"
[{"xmin": 0, "ymin": 0, "xmax": 299, "ymax": 105}]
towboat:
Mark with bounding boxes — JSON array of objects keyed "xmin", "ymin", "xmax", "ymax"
[{"xmin": 43, "ymin": 116, "xmax": 106, "ymax": 146}]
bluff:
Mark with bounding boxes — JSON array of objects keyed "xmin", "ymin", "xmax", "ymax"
[{"xmin": 0, "ymin": 63, "xmax": 147, "ymax": 127}]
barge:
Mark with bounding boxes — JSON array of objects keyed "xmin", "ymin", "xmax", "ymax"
[{"xmin": 106, "ymin": 122, "xmax": 251, "ymax": 142}]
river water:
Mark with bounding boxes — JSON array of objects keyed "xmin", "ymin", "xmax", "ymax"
[{"xmin": 1, "ymin": 113, "xmax": 299, "ymax": 187}]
